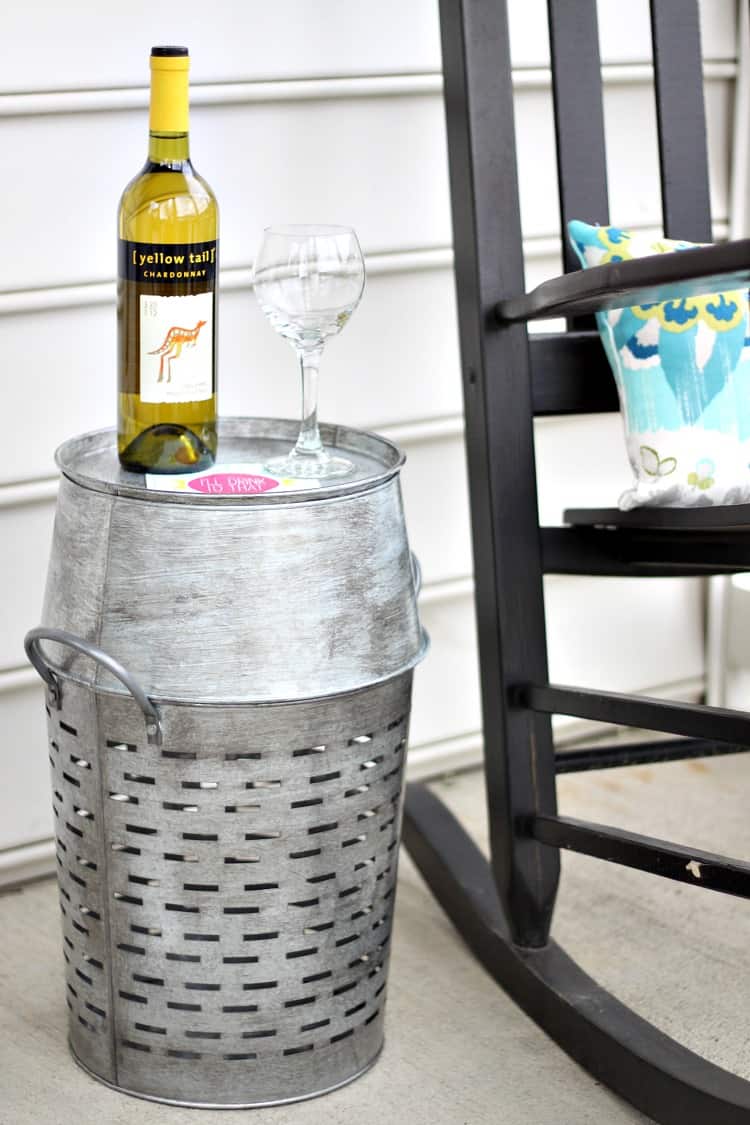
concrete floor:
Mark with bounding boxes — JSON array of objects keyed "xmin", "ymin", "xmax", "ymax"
[{"xmin": 3, "ymin": 755, "xmax": 750, "ymax": 1125}]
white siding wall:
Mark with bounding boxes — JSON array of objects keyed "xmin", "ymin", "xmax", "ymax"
[{"xmin": 0, "ymin": 0, "xmax": 737, "ymax": 881}]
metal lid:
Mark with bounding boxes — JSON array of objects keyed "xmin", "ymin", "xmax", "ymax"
[{"xmin": 56, "ymin": 418, "xmax": 405, "ymax": 506}]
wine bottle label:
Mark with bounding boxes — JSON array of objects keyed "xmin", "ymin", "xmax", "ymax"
[
  {"xmin": 119, "ymin": 239, "xmax": 217, "ymax": 283},
  {"xmin": 139, "ymin": 292, "xmax": 214, "ymax": 404}
]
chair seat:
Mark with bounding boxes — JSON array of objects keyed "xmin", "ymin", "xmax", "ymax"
[{"xmin": 563, "ymin": 504, "xmax": 750, "ymax": 531}]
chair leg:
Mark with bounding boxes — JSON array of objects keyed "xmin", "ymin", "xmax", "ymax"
[{"xmin": 403, "ymin": 781, "xmax": 750, "ymax": 1125}]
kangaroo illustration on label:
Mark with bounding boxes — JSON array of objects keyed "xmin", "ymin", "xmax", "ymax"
[{"xmin": 148, "ymin": 319, "xmax": 207, "ymax": 383}]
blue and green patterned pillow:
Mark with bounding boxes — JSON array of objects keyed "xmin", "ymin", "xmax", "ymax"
[{"xmin": 568, "ymin": 219, "xmax": 750, "ymax": 509}]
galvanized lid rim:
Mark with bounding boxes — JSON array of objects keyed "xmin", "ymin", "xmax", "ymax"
[{"xmin": 55, "ymin": 418, "xmax": 406, "ymax": 506}]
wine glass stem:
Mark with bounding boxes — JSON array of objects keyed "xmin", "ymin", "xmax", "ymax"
[{"xmin": 295, "ymin": 346, "xmax": 324, "ymax": 456}]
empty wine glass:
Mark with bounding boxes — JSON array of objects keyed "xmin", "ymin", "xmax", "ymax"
[{"xmin": 253, "ymin": 224, "xmax": 366, "ymax": 479}]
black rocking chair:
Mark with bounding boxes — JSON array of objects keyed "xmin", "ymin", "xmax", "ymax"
[{"xmin": 402, "ymin": 2, "xmax": 750, "ymax": 1122}]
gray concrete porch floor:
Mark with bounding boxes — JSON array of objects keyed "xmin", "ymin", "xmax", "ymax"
[{"xmin": 3, "ymin": 754, "xmax": 750, "ymax": 1125}]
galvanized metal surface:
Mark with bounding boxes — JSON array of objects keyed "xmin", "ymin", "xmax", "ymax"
[
  {"xmin": 32, "ymin": 419, "xmax": 426, "ymax": 1105},
  {"xmin": 47, "ymin": 668, "xmax": 412, "ymax": 1106},
  {"xmin": 69, "ymin": 1046, "xmax": 383, "ymax": 1110},
  {"xmin": 55, "ymin": 418, "xmax": 405, "ymax": 506},
  {"xmin": 26, "ymin": 629, "xmax": 163, "ymax": 743},
  {"xmin": 44, "ymin": 420, "xmax": 425, "ymax": 703}
]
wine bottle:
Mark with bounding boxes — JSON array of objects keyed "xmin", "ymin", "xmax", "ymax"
[{"xmin": 118, "ymin": 46, "xmax": 219, "ymax": 473}]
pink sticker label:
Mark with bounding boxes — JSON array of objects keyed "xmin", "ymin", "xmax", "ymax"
[{"xmin": 188, "ymin": 472, "xmax": 279, "ymax": 495}]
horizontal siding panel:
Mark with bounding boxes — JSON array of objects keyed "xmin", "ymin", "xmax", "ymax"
[
  {"xmin": 597, "ymin": 0, "xmax": 736, "ymax": 67},
  {"xmin": 727, "ymin": 579, "xmax": 750, "ymax": 669},
  {"xmin": 402, "ymin": 413, "xmax": 646, "ymax": 582},
  {"xmin": 0, "ymin": 262, "xmax": 461, "ymax": 485},
  {"xmin": 0, "ymin": 839, "xmax": 55, "ymax": 890},
  {"xmin": 0, "ymin": 299, "xmax": 115, "ymax": 485},
  {"xmin": 410, "ymin": 590, "xmax": 482, "ymax": 749},
  {"xmin": 510, "ymin": 0, "xmax": 737, "ymax": 69},
  {"xmin": 400, "ymin": 432, "xmax": 473, "ymax": 586},
  {"xmin": 223, "ymin": 267, "xmax": 463, "ymax": 440},
  {"xmin": 0, "ymin": 65, "xmax": 736, "ymax": 121},
  {"xmin": 0, "ymin": 1, "xmax": 443, "ymax": 94},
  {"xmin": 410, "ymin": 571, "xmax": 705, "ymax": 750},
  {"xmin": 534, "ymin": 413, "xmax": 632, "ymax": 521},
  {"xmin": 544, "ymin": 574, "xmax": 705, "ymax": 693},
  {"xmin": 0, "ymin": 681, "xmax": 52, "ymax": 852},
  {"xmin": 0, "ymin": 223, "xmax": 733, "ymax": 485},
  {"xmin": 516, "ymin": 77, "xmax": 731, "ymax": 242},
  {"xmin": 0, "ymin": 247, "xmax": 576, "ymax": 486},
  {"xmin": 0, "ymin": 0, "xmax": 734, "ymax": 95},
  {"xmin": 0, "ymin": 78, "xmax": 732, "ymax": 292},
  {"xmin": 0, "ymin": 500, "xmax": 55, "ymax": 672},
  {"xmin": 0, "ymin": 95, "xmax": 450, "ymax": 290}
]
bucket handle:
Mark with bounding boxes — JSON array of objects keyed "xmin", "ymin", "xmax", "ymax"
[
  {"xmin": 410, "ymin": 552, "xmax": 422, "ymax": 597},
  {"xmin": 24, "ymin": 627, "xmax": 162, "ymax": 746}
]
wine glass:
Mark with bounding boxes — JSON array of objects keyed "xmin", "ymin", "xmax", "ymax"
[{"xmin": 253, "ymin": 224, "xmax": 366, "ymax": 479}]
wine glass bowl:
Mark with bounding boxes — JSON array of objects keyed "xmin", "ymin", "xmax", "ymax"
[{"xmin": 253, "ymin": 224, "xmax": 365, "ymax": 479}]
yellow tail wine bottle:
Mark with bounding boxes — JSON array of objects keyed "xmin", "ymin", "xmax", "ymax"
[{"xmin": 118, "ymin": 46, "xmax": 219, "ymax": 473}]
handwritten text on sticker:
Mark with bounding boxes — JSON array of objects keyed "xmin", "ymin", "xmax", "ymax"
[{"xmin": 188, "ymin": 473, "xmax": 279, "ymax": 495}]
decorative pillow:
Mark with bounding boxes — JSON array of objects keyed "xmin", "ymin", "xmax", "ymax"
[{"xmin": 568, "ymin": 219, "xmax": 750, "ymax": 509}]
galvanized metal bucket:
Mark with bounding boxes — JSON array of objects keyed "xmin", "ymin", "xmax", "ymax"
[{"xmin": 25, "ymin": 418, "xmax": 427, "ymax": 1108}]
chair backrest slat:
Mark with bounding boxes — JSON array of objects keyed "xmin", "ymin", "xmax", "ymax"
[
  {"xmin": 548, "ymin": 0, "xmax": 609, "ymax": 275},
  {"xmin": 650, "ymin": 0, "xmax": 712, "ymax": 241},
  {"xmin": 530, "ymin": 333, "xmax": 619, "ymax": 415}
]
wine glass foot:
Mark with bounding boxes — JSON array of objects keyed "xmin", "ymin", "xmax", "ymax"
[{"xmin": 265, "ymin": 449, "xmax": 355, "ymax": 481}]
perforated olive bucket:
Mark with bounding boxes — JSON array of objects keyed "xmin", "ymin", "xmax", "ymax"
[{"xmin": 25, "ymin": 419, "xmax": 427, "ymax": 1107}]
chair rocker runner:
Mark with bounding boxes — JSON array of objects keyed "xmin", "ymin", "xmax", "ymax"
[{"xmin": 402, "ymin": 1, "xmax": 750, "ymax": 1122}]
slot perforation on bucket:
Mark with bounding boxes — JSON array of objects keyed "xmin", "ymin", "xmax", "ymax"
[{"xmin": 44, "ymin": 668, "xmax": 411, "ymax": 1105}]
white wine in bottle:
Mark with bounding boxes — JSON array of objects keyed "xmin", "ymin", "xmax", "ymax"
[{"xmin": 118, "ymin": 46, "xmax": 219, "ymax": 473}]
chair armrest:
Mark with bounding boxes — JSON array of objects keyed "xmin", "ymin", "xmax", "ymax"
[{"xmin": 496, "ymin": 238, "xmax": 750, "ymax": 323}]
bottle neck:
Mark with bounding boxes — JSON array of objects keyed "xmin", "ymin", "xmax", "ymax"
[
  {"xmin": 148, "ymin": 60, "xmax": 190, "ymax": 166},
  {"xmin": 148, "ymin": 131, "xmax": 190, "ymax": 165}
]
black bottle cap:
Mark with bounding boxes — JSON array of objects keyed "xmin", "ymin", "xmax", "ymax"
[{"xmin": 151, "ymin": 46, "xmax": 189, "ymax": 56}]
